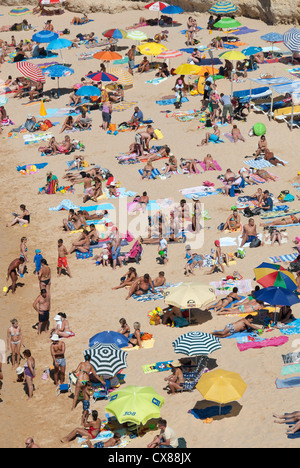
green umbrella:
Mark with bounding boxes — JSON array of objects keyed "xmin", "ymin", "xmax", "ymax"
[
  {"xmin": 105, "ymin": 385, "xmax": 165, "ymax": 425},
  {"xmin": 253, "ymin": 122, "xmax": 266, "ymax": 136},
  {"xmin": 214, "ymin": 17, "xmax": 241, "ymax": 29}
]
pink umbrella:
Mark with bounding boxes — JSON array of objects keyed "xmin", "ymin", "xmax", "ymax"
[{"xmin": 156, "ymin": 49, "xmax": 183, "ymax": 66}]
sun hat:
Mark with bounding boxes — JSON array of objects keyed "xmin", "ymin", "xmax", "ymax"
[
  {"xmin": 192, "ymin": 195, "xmax": 200, "ymax": 201},
  {"xmin": 16, "ymin": 367, "xmax": 24, "ymax": 375},
  {"xmin": 35, "ymin": 249, "xmax": 41, "ymax": 254},
  {"xmin": 185, "ymin": 244, "xmax": 191, "ymax": 250},
  {"xmin": 214, "ymin": 240, "xmax": 220, "ymax": 246},
  {"xmin": 171, "ymin": 360, "xmax": 182, "ymax": 367},
  {"xmin": 54, "ymin": 315, "xmax": 62, "ymax": 321},
  {"xmin": 51, "ymin": 334, "xmax": 60, "ymax": 341}
]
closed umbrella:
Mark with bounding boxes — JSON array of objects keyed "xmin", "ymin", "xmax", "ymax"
[
  {"xmin": 43, "ymin": 64, "xmax": 74, "ymax": 97},
  {"xmin": 209, "ymin": 1, "xmax": 237, "ymax": 15},
  {"xmin": 84, "ymin": 342, "xmax": 127, "ymax": 377},
  {"xmin": 75, "ymin": 85, "xmax": 101, "ymax": 97},
  {"xmin": 32, "ymin": 30, "xmax": 59, "ymax": 44},
  {"xmin": 172, "ymin": 331, "xmax": 221, "ymax": 357},
  {"xmin": 89, "ymin": 331, "xmax": 129, "ymax": 348},
  {"xmin": 93, "ymin": 51, "xmax": 122, "ymax": 61},
  {"xmin": 16, "ymin": 62, "xmax": 45, "ymax": 83},
  {"xmin": 161, "ymin": 5, "xmax": 184, "ymax": 27},
  {"xmin": 196, "ymin": 368, "xmax": 247, "ymax": 414},
  {"xmin": 214, "ymin": 17, "xmax": 241, "ymax": 30},
  {"xmin": 254, "ymin": 262, "xmax": 297, "ymax": 291},
  {"xmin": 105, "ymin": 385, "xmax": 165, "ymax": 425}
]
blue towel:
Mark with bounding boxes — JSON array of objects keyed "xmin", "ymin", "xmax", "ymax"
[
  {"xmin": 156, "ymin": 97, "xmax": 189, "ymax": 106},
  {"xmin": 275, "ymin": 377, "xmax": 300, "ymax": 389},
  {"xmin": 138, "ymin": 168, "xmax": 161, "ymax": 179},
  {"xmin": 190, "ymin": 405, "xmax": 232, "ymax": 419},
  {"xmin": 17, "ymin": 162, "xmax": 48, "ymax": 171}
]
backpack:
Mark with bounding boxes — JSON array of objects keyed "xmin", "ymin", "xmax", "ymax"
[
  {"xmin": 243, "ymin": 207, "xmax": 253, "ymax": 217},
  {"xmin": 249, "ymin": 237, "xmax": 261, "ymax": 248}
]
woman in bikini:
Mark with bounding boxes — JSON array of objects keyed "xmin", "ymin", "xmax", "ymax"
[
  {"xmin": 112, "ymin": 267, "xmax": 137, "ymax": 290},
  {"xmin": 53, "ymin": 313, "xmax": 73, "ymax": 338},
  {"xmin": 19, "ymin": 237, "xmax": 28, "ymax": 276},
  {"xmin": 117, "ymin": 318, "xmax": 130, "ymax": 338},
  {"xmin": 7, "ymin": 319, "xmax": 24, "ymax": 368},
  {"xmin": 23, "ymin": 349, "xmax": 35, "ymax": 400},
  {"xmin": 38, "ymin": 259, "xmax": 51, "ymax": 293},
  {"xmin": 210, "ymin": 287, "xmax": 242, "ymax": 313},
  {"xmin": 71, "ymin": 356, "xmax": 105, "ymax": 410},
  {"xmin": 162, "ymin": 155, "xmax": 178, "ymax": 175},
  {"xmin": 61, "ymin": 410, "xmax": 101, "ymax": 444},
  {"xmin": 7, "ymin": 204, "xmax": 30, "ymax": 227},
  {"xmin": 254, "ymin": 169, "xmax": 277, "ymax": 182},
  {"xmin": 217, "ymin": 298, "xmax": 264, "ymax": 315},
  {"xmin": 260, "ymin": 215, "xmax": 299, "ymax": 228},
  {"xmin": 127, "ymin": 322, "xmax": 143, "ymax": 348},
  {"xmin": 141, "ymin": 161, "xmax": 153, "ymax": 180},
  {"xmin": 203, "ymin": 153, "xmax": 217, "ymax": 171},
  {"xmin": 164, "ymin": 360, "xmax": 185, "ymax": 395}
]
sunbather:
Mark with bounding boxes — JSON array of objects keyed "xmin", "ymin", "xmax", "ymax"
[
  {"xmin": 69, "ymin": 230, "xmax": 91, "ymax": 254},
  {"xmin": 71, "ymin": 14, "xmax": 89, "ymax": 25},
  {"xmin": 199, "ymin": 125, "xmax": 221, "ymax": 146},
  {"xmin": 125, "ymin": 274, "xmax": 155, "ymax": 300},
  {"xmin": 222, "ymin": 209, "xmax": 241, "ymax": 231},
  {"xmin": 263, "ymin": 149, "xmax": 285, "ymax": 166},
  {"xmin": 231, "ymin": 124, "xmax": 245, "ymax": 143},
  {"xmin": 254, "ymin": 135, "xmax": 268, "ymax": 157},
  {"xmin": 138, "ymin": 56, "xmax": 150, "ymax": 73},
  {"xmin": 112, "ymin": 267, "xmax": 138, "ymax": 290},
  {"xmin": 203, "ymin": 154, "xmax": 217, "ymax": 170},
  {"xmin": 273, "ymin": 411, "xmax": 300, "ymax": 434},
  {"xmin": 211, "ymin": 315, "xmax": 261, "ymax": 337},
  {"xmin": 60, "ymin": 116, "xmax": 74, "ymax": 134},
  {"xmin": 254, "ymin": 168, "xmax": 277, "ymax": 182},
  {"xmin": 180, "ymin": 158, "xmax": 198, "ymax": 174},
  {"xmin": 260, "ymin": 215, "xmax": 299, "ymax": 227},
  {"xmin": 216, "ymin": 298, "xmax": 263, "ymax": 315},
  {"xmin": 208, "ymin": 287, "xmax": 242, "ymax": 312},
  {"xmin": 161, "ymin": 155, "xmax": 178, "ymax": 175},
  {"xmin": 141, "ymin": 161, "xmax": 154, "ymax": 180}
]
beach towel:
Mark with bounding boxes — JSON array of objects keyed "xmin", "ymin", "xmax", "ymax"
[
  {"xmin": 269, "ymin": 253, "xmax": 298, "ymax": 263},
  {"xmin": 244, "ymin": 158, "xmax": 287, "ymax": 169},
  {"xmin": 224, "ymin": 132, "xmax": 245, "ymax": 143},
  {"xmin": 156, "ymin": 97, "xmax": 189, "ymax": 106},
  {"xmin": 278, "ymin": 319, "xmax": 300, "ymax": 336},
  {"xmin": 281, "ymin": 364, "xmax": 300, "ymax": 376},
  {"xmin": 142, "ymin": 361, "xmax": 173, "ymax": 373},
  {"xmin": 237, "ymin": 335, "xmax": 288, "ymax": 351},
  {"xmin": 210, "ymin": 279, "xmax": 252, "ymax": 296},
  {"xmin": 146, "ymin": 77, "xmax": 169, "ymax": 85},
  {"xmin": 138, "ymin": 168, "xmax": 161, "ymax": 180},
  {"xmin": 75, "ymin": 249, "xmax": 93, "ymax": 259},
  {"xmin": 198, "ymin": 160, "xmax": 222, "ymax": 171},
  {"xmin": 282, "ymin": 352, "xmax": 300, "ymax": 365},
  {"xmin": 131, "ymin": 283, "xmax": 180, "ymax": 302},
  {"xmin": 261, "ymin": 207, "xmax": 299, "ymax": 219},
  {"xmin": 17, "ymin": 162, "xmax": 48, "ymax": 173},
  {"xmin": 49, "ymin": 199, "xmax": 79, "ymax": 211},
  {"xmin": 231, "ymin": 26, "xmax": 259, "ymax": 35},
  {"xmin": 189, "ymin": 405, "xmax": 232, "ymax": 420},
  {"xmin": 113, "ymin": 101, "xmax": 137, "ymax": 112},
  {"xmin": 275, "ymin": 376, "xmax": 300, "ymax": 389}
]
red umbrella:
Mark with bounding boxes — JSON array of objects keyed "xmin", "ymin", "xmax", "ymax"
[
  {"xmin": 144, "ymin": 1, "xmax": 169, "ymax": 11},
  {"xmin": 40, "ymin": 0, "xmax": 64, "ymax": 4},
  {"xmin": 16, "ymin": 62, "xmax": 45, "ymax": 82},
  {"xmin": 86, "ymin": 71, "xmax": 119, "ymax": 82}
]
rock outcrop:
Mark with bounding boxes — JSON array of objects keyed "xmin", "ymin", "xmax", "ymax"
[{"xmin": 1, "ymin": 0, "xmax": 299, "ymax": 25}]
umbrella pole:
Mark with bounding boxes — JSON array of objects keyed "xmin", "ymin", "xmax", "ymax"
[{"xmin": 57, "ymin": 77, "xmax": 60, "ymax": 98}]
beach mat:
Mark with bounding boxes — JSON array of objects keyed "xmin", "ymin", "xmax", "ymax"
[
  {"xmin": 275, "ymin": 376, "xmax": 300, "ymax": 389},
  {"xmin": 237, "ymin": 336, "xmax": 289, "ymax": 351},
  {"xmin": 269, "ymin": 253, "xmax": 298, "ymax": 263},
  {"xmin": 189, "ymin": 405, "xmax": 232, "ymax": 419},
  {"xmin": 156, "ymin": 97, "xmax": 189, "ymax": 106}
]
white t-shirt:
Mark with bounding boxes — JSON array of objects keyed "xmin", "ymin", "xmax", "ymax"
[
  {"xmin": 159, "ymin": 238, "xmax": 168, "ymax": 251},
  {"xmin": 162, "ymin": 427, "xmax": 178, "ymax": 448}
]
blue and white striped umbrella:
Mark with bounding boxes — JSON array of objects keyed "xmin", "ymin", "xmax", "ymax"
[
  {"xmin": 209, "ymin": 1, "xmax": 237, "ymax": 14},
  {"xmin": 283, "ymin": 28, "xmax": 300, "ymax": 52},
  {"xmin": 260, "ymin": 32, "xmax": 284, "ymax": 43},
  {"xmin": 172, "ymin": 331, "xmax": 221, "ymax": 357},
  {"xmin": 84, "ymin": 343, "xmax": 128, "ymax": 377}
]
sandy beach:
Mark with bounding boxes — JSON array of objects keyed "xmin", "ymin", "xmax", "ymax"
[{"xmin": 1, "ymin": 3, "xmax": 300, "ymax": 449}]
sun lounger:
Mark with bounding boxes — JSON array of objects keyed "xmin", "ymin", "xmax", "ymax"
[{"xmin": 274, "ymin": 105, "xmax": 300, "ymax": 128}]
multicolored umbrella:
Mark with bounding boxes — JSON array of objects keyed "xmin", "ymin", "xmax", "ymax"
[
  {"xmin": 254, "ymin": 262, "xmax": 297, "ymax": 290},
  {"xmin": 16, "ymin": 62, "xmax": 46, "ymax": 83},
  {"xmin": 172, "ymin": 331, "xmax": 221, "ymax": 356},
  {"xmin": 103, "ymin": 29, "xmax": 127, "ymax": 39},
  {"xmin": 84, "ymin": 342, "xmax": 127, "ymax": 377},
  {"xmin": 106, "ymin": 385, "xmax": 165, "ymax": 425},
  {"xmin": 93, "ymin": 51, "xmax": 122, "ymax": 61},
  {"xmin": 86, "ymin": 71, "xmax": 118, "ymax": 82},
  {"xmin": 283, "ymin": 28, "xmax": 300, "ymax": 53},
  {"xmin": 209, "ymin": 1, "xmax": 237, "ymax": 15},
  {"xmin": 9, "ymin": 7, "xmax": 31, "ymax": 16},
  {"xmin": 156, "ymin": 49, "xmax": 182, "ymax": 59},
  {"xmin": 32, "ymin": 30, "xmax": 59, "ymax": 44}
]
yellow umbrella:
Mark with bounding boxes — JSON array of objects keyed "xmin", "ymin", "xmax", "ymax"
[
  {"xmin": 174, "ymin": 63, "xmax": 202, "ymax": 75},
  {"xmin": 137, "ymin": 42, "xmax": 168, "ymax": 56},
  {"xmin": 219, "ymin": 50, "xmax": 247, "ymax": 61},
  {"xmin": 105, "ymin": 66, "xmax": 133, "ymax": 88},
  {"xmin": 196, "ymin": 369, "xmax": 247, "ymax": 414},
  {"xmin": 194, "ymin": 65, "xmax": 220, "ymax": 76}
]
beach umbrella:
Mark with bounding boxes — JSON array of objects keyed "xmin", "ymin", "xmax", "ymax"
[
  {"xmin": 9, "ymin": 7, "xmax": 31, "ymax": 16},
  {"xmin": 137, "ymin": 42, "xmax": 168, "ymax": 57},
  {"xmin": 241, "ymin": 46, "xmax": 263, "ymax": 56},
  {"xmin": 196, "ymin": 369, "xmax": 247, "ymax": 414},
  {"xmin": 253, "ymin": 286, "xmax": 300, "ymax": 323},
  {"xmin": 213, "ymin": 17, "xmax": 241, "ymax": 29},
  {"xmin": 106, "ymin": 66, "xmax": 133, "ymax": 87},
  {"xmin": 145, "ymin": 1, "xmax": 169, "ymax": 20},
  {"xmin": 103, "ymin": 29, "xmax": 127, "ymax": 39},
  {"xmin": 283, "ymin": 28, "xmax": 300, "ymax": 53},
  {"xmin": 161, "ymin": 5, "xmax": 184, "ymax": 27},
  {"xmin": 32, "ymin": 30, "xmax": 59, "ymax": 44},
  {"xmin": 40, "ymin": 0, "xmax": 64, "ymax": 4},
  {"xmin": 84, "ymin": 342, "xmax": 127, "ymax": 377},
  {"xmin": 127, "ymin": 31, "xmax": 148, "ymax": 45},
  {"xmin": 75, "ymin": 85, "xmax": 101, "ymax": 97},
  {"xmin": 86, "ymin": 71, "xmax": 118, "ymax": 82},
  {"xmin": 164, "ymin": 281, "xmax": 216, "ymax": 323},
  {"xmin": 156, "ymin": 49, "xmax": 183, "ymax": 66},
  {"xmin": 43, "ymin": 64, "xmax": 74, "ymax": 97},
  {"xmin": 16, "ymin": 62, "xmax": 46, "ymax": 83},
  {"xmin": 254, "ymin": 262, "xmax": 297, "ymax": 291},
  {"xmin": 209, "ymin": 1, "xmax": 237, "ymax": 15},
  {"xmin": 46, "ymin": 38, "xmax": 72, "ymax": 63},
  {"xmin": 261, "ymin": 32, "xmax": 284, "ymax": 43},
  {"xmin": 219, "ymin": 50, "xmax": 247, "ymax": 61},
  {"xmin": 89, "ymin": 331, "xmax": 129, "ymax": 348},
  {"xmin": 105, "ymin": 385, "xmax": 165, "ymax": 425},
  {"xmin": 174, "ymin": 63, "xmax": 202, "ymax": 75},
  {"xmin": 93, "ymin": 51, "xmax": 123, "ymax": 61},
  {"xmin": 172, "ymin": 331, "xmax": 221, "ymax": 357}
]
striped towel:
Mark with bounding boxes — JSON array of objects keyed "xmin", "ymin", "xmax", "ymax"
[
  {"xmin": 269, "ymin": 253, "xmax": 298, "ymax": 263},
  {"xmin": 244, "ymin": 158, "xmax": 287, "ymax": 169}
]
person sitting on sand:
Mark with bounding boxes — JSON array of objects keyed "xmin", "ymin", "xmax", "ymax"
[
  {"xmin": 117, "ymin": 318, "xmax": 130, "ymax": 337},
  {"xmin": 109, "ymin": 84, "xmax": 124, "ymax": 103},
  {"xmin": 212, "ymin": 315, "xmax": 262, "ymax": 337},
  {"xmin": 202, "ymin": 153, "xmax": 217, "ymax": 171},
  {"xmin": 7, "ymin": 204, "xmax": 30, "ymax": 227},
  {"xmin": 138, "ymin": 56, "xmax": 150, "ymax": 73},
  {"xmin": 141, "ymin": 160, "xmax": 154, "ymax": 180},
  {"xmin": 126, "ymin": 273, "xmax": 155, "ymax": 300},
  {"xmin": 61, "ymin": 410, "xmax": 101, "ymax": 444},
  {"xmin": 63, "ymin": 209, "xmax": 87, "ymax": 232},
  {"xmin": 222, "ymin": 209, "xmax": 241, "ymax": 232},
  {"xmin": 180, "ymin": 157, "xmax": 198, "ymax": 174},
  {"xmin": 254, "ymin": 135, "xmax": 268, "ymax": 157},
  {"xmin": 209, "ymin": 287, "xmax": 242, "ymax": 313},
  {"xmin": 69, "ymin": 230, "xmax": 91, "ymax": 255},
  {"xmin": 199, "ymin": 125, "xmax": 221, "ymax": 146},
  {"xmin": 154, "ymin": 31, "xmax": 168, "ymax": 43},
  {"xmin": 163, "ymin": 361, "xmax": 184, "ymax": 395},
  {"xmin": 156, "ymin": 62, "xmax": 170, "ymax": 78},
  {"xmin": 240, "ymin": 218, "xmax": 260, "ymax": 247},
  {"xmin": 147, "ymin": 418, "xmax": 178, "ymax": 448},
  {"xmin": 112, "ymin": 267, "xmax": 138, "ymax": 290},
  {"xmin": 153, "ymin": 271, "xmax": 166, "ymax": 287},
  {"xmin": 231, "ymin": 124, "xmax": 245, "ymax": 143},
  {"xmin": 221, "ymin": 168, "xmax": 242, "ymax": 195},
  {"xmin": 162, "ymin": 155, "xmax": 177, "ymax": 175},
  {"xmin": 127, "ymin": 321, "xmax": 143, "ymax": 348},
  {"xmin": 273, "ymin": 412, "xmax": 300, "ymax": 434}
]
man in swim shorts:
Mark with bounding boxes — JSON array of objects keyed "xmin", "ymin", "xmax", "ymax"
[{"xmin": 211, "ymin": 315, "xmax": 262, "ymax": 337}]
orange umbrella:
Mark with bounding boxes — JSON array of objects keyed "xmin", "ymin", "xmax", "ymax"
[
  {"xmin": 195, "ymin": 65, "xmax": 220, "ymax": 76},
  {"xmin": 93, "ymin": 51, "xmax": 122, "ymax": 61}
]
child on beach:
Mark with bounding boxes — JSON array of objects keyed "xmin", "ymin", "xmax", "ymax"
[
  {"xmin": 33, "ymin": 249, "xmax": 43, "ymax": 275},
  {"xmin": 58, "ymin": 239, "xmax": 72, "ymax": 277}
]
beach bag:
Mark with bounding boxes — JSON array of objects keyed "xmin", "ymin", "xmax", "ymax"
[
  {"xmin": 141, "ymin": 333, "xmax": 153, "ymax": 341},
  {"xmin": 243, "ymin": 207, "xmax": 253, "ymax": 217},
  {"xmin": 249, "ymin": 237, "xmax": 261, "ymax": 248},
  {"xmin": 217, "ymin": 222, "xmax": 225, "ymax": 230},
  {"xmin": 251, "ymin": 207, "xmax": 262, "ymax": 216},
  {"xmin": 174, "ymin": 316, "xmax": 189, "ymax": 328}
]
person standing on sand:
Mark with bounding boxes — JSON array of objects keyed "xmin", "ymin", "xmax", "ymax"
[
  {"xmin": 23, "ymin": 349, "xmax": 35, "ymax": 400},
  {"xmin": 50, "ymin": 334, "xmax": 66, "ymax": 386},
  {"xmin": 126, "ymin": 45, "xmax": 136, "ymax": 75},
  {"xmin": 57, "ymin": 239, "xmax": 72, "ymax": 278},
  {"xmin": 32, "ymin": 289, "xmax": 51, "ymax": 335},
  {"xmin": 71, "ymin": 355, "xmax": 105, "ymax": 410},
  {"xmin": 38, "ymin": 259, "xmax": 51, "ymax": 293}
]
